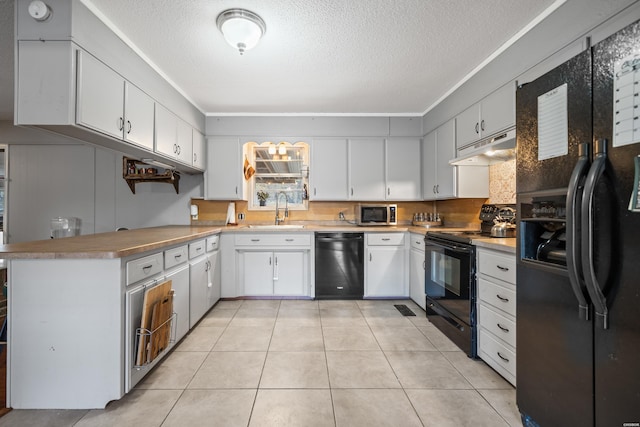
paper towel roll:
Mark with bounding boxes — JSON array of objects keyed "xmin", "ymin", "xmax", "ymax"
[{"xmin": 226, "ymin": 202, "xmax": 236, "ymax": 225}]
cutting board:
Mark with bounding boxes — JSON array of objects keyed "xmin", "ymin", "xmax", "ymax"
[
  {"xmin": 149, "ymin": 291, "xmax": 173, "ymax": 362},
  {"xmin": 136, "ymin": 280, "xmax": 172, "ymax": 366}
]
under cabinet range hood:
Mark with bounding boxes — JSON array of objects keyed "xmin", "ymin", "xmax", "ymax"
[{"xmin": 450, "ymin": 127, "xmax": 516, "ymax": 165}]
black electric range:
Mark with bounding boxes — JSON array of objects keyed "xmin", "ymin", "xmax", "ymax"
[{"xmin": 423, "ymin": 203, "xmax": 515, "ymax": 358}]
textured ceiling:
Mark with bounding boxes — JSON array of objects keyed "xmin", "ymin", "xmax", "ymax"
[
  {"xmin": 81, "ymin": 0, "xmax": 557, "ymax": 115},
  {"xmin": 0, "ymin": 0, "xmax": 634, "ymax": 120}
]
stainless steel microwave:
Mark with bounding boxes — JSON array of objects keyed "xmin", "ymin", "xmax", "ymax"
[{"xmin": 355, "ymin": 204, "xmax": 397, "ymax": 226}]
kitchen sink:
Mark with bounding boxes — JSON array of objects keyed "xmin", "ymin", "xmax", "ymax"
[{"xmin": 247, "ymin": 224, "xmax": 305, "ymax": 229}]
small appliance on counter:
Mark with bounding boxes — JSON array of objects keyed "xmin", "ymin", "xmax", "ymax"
[
  {"xmin": 355, "ymin": 203, "xmax": 396, "ymax": 226},
  {"xmin": 50, "ymin": 217, "xmax": 80, "ymax": 239}
]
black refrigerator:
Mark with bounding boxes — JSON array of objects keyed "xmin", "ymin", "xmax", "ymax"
[{"xmin": 516, "ymin": 19, "xmax": 640, "ymax": 426}]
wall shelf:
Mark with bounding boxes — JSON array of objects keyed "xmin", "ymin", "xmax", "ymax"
[{"xmin": 122, "ymin": 157, "xmax": 180, "ymax": 194}]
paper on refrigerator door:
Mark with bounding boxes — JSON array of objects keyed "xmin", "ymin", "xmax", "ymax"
[
  {"xmin": 537, "ymin": 83, "xmax": 568, "ymax": 161},
  {"xmin": 613, "ymin": 53, "xmax": 640, "ymax": 148}
]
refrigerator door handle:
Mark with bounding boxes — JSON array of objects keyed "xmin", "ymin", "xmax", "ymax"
[
  {"xmin": 581, "ymin": 138, "xmax": 609, "ymax": 329},
  {"xmin": 566, "ymin": 142, "xmax": 591, "ymax": 321}
]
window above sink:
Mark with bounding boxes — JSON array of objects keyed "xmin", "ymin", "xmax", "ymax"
[{"xmin": 245, "ymin": 141, "xmax": 309, "ymax": 211}]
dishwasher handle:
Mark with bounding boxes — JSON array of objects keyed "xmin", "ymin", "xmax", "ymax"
[{"xmin": 316, "ymin": 235, "xmax": 364, "ymax": 242}]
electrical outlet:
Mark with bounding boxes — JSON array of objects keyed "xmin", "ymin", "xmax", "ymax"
[
  {"xmin": 338, "ymin": 211, "xmax": 345, "ymax": 221},
  {"xmin": 238, "ymin": 213, "xmax": 245, "ymax": 220}
]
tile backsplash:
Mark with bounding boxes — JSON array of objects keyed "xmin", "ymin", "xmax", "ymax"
[{"xmin": 489, "ymin": 159, "xmax": 516, "ymax": 204}]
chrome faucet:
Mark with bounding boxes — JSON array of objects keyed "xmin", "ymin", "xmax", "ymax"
[{"xmin": 275, "ymin": 191, "xmax": 289, "ymax": 225}]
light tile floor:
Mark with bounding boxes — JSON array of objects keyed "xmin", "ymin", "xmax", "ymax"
[{"xmin": 0, "ymin": 299, "xmax": 522, "ymax": 427}]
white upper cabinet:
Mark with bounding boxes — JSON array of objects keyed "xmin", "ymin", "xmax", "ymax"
[
  {"xmin": 456, "ymin": 83, "xmax": 515, "ymax": 149},
  {"xmin": 310, "ymin": 138, "xmax": 349, "ymax": 200},
  {"xmin": 423, "ymin": 118, "xmax": 488, "ymax": 200},
  {"xmin": 386, "ymin": 137, "xmax": 422, "ymax": 200},
  {"xmin": 205, "ymin": 137, "xmax": 246, "ymax": 200},
  {"xmin": 77, "ymin": 51, "xmax": 155, "ymax": 151},
  {"xmin": 349, "ymin": 138, "xmax": 386, "ymax": 200},
  {"xmin": 155, "ymin": 104, "xmax": 193, "ymax": 165},
  {"xmin": 192, "ymin": 130, "xmax": 206, "ymax": 171},
  {"xmin": 423, "ymin": 119, "xmax": 456, "ymax": 200},
  {"xmin": 76, "ymin": 51, "xmax": 126, "ymax": 140},
  {"xmin": 123, "ymin": 83, "xmax": 155, "ymax": 150}
]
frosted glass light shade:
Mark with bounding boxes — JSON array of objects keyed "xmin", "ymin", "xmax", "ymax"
[{"xmin": 217, "ymin": 9, "xmax": 266, "ymax": 55}]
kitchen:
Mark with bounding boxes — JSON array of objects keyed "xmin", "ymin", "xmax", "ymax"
[{"xmin": 0, "ymin": 0, "xmax": 638, "ymax": 425}]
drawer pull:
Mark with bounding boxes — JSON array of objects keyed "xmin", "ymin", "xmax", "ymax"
[
  {"xmin": 174, "ymin": 254, "xmax": 182, "ymax": 259},
  {"xmin": 497, "ymin": 352, "xmax": 510, "ymax": 363},
  {"xmin": 142, "ymin": 265, "xmax": 153, "ymax": 272},
  {"xmin": 196, "ymin": 247, "xmax": 203, "ymax": 251},
  {"xmin": 497, "ymin": 323, "xmax": 510, "ymax": 333},
  {"xmin": 382, "ymin": 238, "xmax": 391, "ymax": 241},
  {"xmin": 496, "ymin": 294, "xmax": 509, "ymax": 302},
  {"xmin": 496, "ymin": 265, "xmax": 509, "ymax": 272},
  {"xmin": 415, "ymin": 240, "xmax": 421, "ymax": 245},
  {"xmin": 251, "ymin": 239, "xmax": 260, "ymax": 242},
  {"xmin": 285, "ymin": 239, "xmax": 294, "ymax": 242}
]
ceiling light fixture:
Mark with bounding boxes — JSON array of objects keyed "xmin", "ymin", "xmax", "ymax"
[{"xmin": 216, "ymin": 8, "xmax": 266, "ymax": 56}]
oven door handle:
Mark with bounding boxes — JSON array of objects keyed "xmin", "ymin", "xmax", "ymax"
[{"xmin": 425, "ymin": 239, "xmax": 472, "ymax": 254}]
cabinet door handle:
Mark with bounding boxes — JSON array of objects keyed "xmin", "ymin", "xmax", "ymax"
[
  {"xmin": 193, "ymin": 153, "xmax": 197, "ymax": 162},
  {"xmin": 273, "ymin": 256, "xmax": 279, "ymax": 280},
  {"xmin": 496, "ymin": 294, "xmax": 509, "ymax": 302},
  {"xmin": 369, "ymin": 253, "xmax": 372, "ymax": 262},
  {"xmin": 314, "ymin": 187, "xmax": 317, "ymax": 196},
  {"xmin": 497, "ymin": 352, "xmax": 510, "ymax": 363},
  {"xmin": 497, "ymin": 265, "xmax": 509, "ymax": 272},
  {"xmin": 481, "ymin": 119, "xmax": 485, "ymax": 131},
  {"xmin": 235, "ymin": 186, "xmax": 238, "ymax": 195},
  {"xmin": 351, "ymin": 188, "xmax": 354, "ymax": 196},
  {"xmin": 433, "ymin": 185, "xmax": 436, "ymax": 194},
  {"xmin": 173, "ymin": 143, "xmax": 178, "ymax": 154},
  {"xmin": 176, "ymin": 145, "xmax": 181, "ymax": 155},
  {"xmin": 127, "ymin": 120, "xmax": 132, "ymax": 134},
  {"xmin": 269, "ymin": 257, "xmax": 272, "ymax": 265},
  {"xmin": 475, "ymin": 122, "xmax": 479, "ymax": 134},
  {"xmin": 387, "ymin": 187, "xmax": 390, "ymax": 196},
  {"xmin": 436, "ymin": 184, "xmax": 439, "ymax": 193},
  {"xmin": 422, "ymin": 260, "xmax": 426, "ymax": 270},
  {"xmin": 497, "ymin": 323, "xmax": 510, "ymax": 333},
  {"xmin": 118, "ymin": 117, "xmax": 124, "ymax": 131}
]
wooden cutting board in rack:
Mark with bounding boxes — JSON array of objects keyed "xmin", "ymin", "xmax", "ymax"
[
  {"xmin": 149, "ymin": 291, "xmax": 173, "ymax": 362},
  {"xmin": 136, "ymin": 280, "xmax": 172, "ymax": 366}
]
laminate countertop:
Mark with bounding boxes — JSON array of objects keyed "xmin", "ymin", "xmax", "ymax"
[{"xmin": 0, "ymin": 224, "xmax": 516, "ymax": 259}]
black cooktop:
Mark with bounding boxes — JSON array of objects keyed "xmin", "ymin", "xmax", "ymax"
[{"xmin": 426, "ymin": 203, "xmax": 516, "ymax": 244}]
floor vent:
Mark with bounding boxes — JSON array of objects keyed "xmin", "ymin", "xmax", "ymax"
[{"xmin": 394, "ymin": 304, "xmax": 416, "ymax": 316}]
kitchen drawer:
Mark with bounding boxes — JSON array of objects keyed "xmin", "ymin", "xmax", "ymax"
[
  {"xmin": 235, "ymin": 233, "xmax": 312, "ymax": 247},
  {"xmin": 478, "ymin": 277, "xmax": 516, "ymax": 316},
  {"xmin": 478, "ymin": 249, "xmax": 516, "ymax": 284},
  {"xmin": 206, "ymin": 235, "xmax": 220, "ymax": 252},
  {"xmin": 479, "ymin": 303, "xmax": 516, "ymax": 348},
  {"xmin": 367, "ymin": 233, "xmax": 405, "ymax": 246},
  {"xmin": 189, "ymin": 239, "xmax": 206, "ymax": 259},
  {"xmin": 479, "ymin": 329, "xmax": 516, "ymax": 379},
  {"xmin": 164, "ymin": 245, "xmax": 188, "ymax": 269},
  {"xmin": 126, "ymin": 252, "xmax": 163, "ymax": 285},
  {"xmin": 409, "ymin": 233, "xmax": 426, "ymax": 252}
]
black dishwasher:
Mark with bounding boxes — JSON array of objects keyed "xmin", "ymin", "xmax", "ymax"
[{"xmin": 315, "ymin": 233, "xmax": 364, "ymax": 299}]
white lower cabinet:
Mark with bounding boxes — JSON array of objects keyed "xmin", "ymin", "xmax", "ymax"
[
  {"xmin": 240, "ymin": 251, "xmax": 306, "ymax": 296},
  {"xmin": 165, "ymin": 264, "xmax": 189, "ymax": 342},
  {"xmin": 476, "ymin": 246, "xmax": 517, "ymax": 386},
  {"xmin": 409, "ymin": 233, "xmax": 426, "ymax": 310},
  {"xmin": 189, "ymin": 240, "xmax": 209, "ymax": 328},
  {"xmin": 235, "ymin": 233, "xmax": 312, "ymax": 297},
  {"xmin": 365, "ymin": 233, "xmax": 408, "ymax": 297}
]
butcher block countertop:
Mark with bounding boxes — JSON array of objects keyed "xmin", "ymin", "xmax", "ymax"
[{"xmin": 0, "ymin": 226, "xmax": 223, "ymax": 259}]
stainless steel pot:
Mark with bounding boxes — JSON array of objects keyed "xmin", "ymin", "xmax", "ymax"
[{"xmin": 491, "ymin": 222, "xmax": 516, "ymax": 238}]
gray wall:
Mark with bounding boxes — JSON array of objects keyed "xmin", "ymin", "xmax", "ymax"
[{"xmin": 2, "ymin": 122, "xmax": 203, "ymax": 243}]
